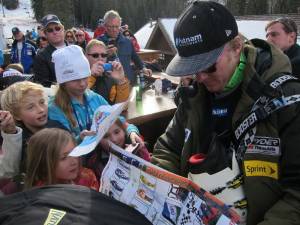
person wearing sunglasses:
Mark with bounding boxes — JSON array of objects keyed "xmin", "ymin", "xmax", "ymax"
[
  {"xmin": 152, "ymin": 2, "xmax": 300, "ymax": 225},
  {"xmin": 10, "ymin": 27, "xmax": 37, "ymax": 74},
  {"xmin": 65, "ymin": 29, "xmax": 76, "ymax": 45},
  {"xmin": 75, "ymin": 30, "xmax": 87, "ymax": 51},
  {"xmin": 85, "ymin": 39, "xmax": 129, "ymax": 104},
  {"xmin": 97, "ymin": 10, "xmax": 152, "ymax": 85},
  {"xmin": 79, "ymin": 24, "xmax": 91, "ymax": 43},
  {"xmin": 33, "ymin": 14, "xmax": 68, "ymax": 87},
  {"xmin": 48, "ymin": 45, "xmax": 142, "ymax": 147},
  {"xmin": 265, "ymin": 17, "xmax": 300, "ymax": 77},
  {"xmin": 36, "ymin": 31, "xmax": 48, "ymax": 53}
]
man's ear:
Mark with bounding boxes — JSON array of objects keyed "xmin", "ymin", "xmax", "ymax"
[
  {"xmin": 289, "ymin": 32, "xmax": 297, "ymax": 44},
  {"xmin": 232, "ymin": 36, "xmax": 243, "ymax": 56}
]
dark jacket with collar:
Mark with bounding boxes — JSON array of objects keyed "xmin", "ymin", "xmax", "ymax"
[
  {"xmin": 284, "ymin": 43, "xmax": 300, "ymax": 78},
  {"xmin": 33, "ymin": 42, "xmax": 68, "ymax": 87},
  {"xmin": 92, "ymin": 74, "xmax": 116, "ymax": 104},
  {"xmin": 152, "ymin": 39, "xmax": 300, "ymax": 225}
]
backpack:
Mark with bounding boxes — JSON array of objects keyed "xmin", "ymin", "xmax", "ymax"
[{"xmin": 0, "ymin": 184, "xmax": 152, "ymax": 225}]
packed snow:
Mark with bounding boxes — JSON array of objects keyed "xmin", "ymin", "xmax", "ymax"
[{"xmin": 0, "ymin": 0, "xmax": 38, "ymax": 49}]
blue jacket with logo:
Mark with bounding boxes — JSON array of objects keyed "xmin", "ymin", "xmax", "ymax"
[
  {"xmin": 48, "ymin": 89, "xmax": 139, "ymax": 143},
  {"xmin": 98, "ymin": 33, "xmax": 144, "ymax": 84},
  {"xmin": 11, "ymin": 39, "xmax": 37, "ymax": 73}
]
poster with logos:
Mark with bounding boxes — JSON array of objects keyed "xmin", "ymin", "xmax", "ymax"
[{"xmin": 100, "ymin": 142, "xmax": 240, "ymax": 225}]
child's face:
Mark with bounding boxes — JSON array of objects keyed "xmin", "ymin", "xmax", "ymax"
[
  {"xmin": 65, "ymin": 78, "xmax": 88, "ymax": 99},
  {"xmin": 104, "ymin": 123, "xmax": 126, "ymax": 147},
  {"xmin": 16, "ymin": 91, "xmax": 48, "ymax": 133},
  {"xmin": 55, "ymin": 139, "xmax": 79, "ymax": 182}
]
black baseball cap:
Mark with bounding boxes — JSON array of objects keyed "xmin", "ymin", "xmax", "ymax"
[
  {"xmin": 12, "ymin": 27, "xmax": 21, "ymax": 35},
  {"xmin": 41, "ymin": 14, "xmax": 61, "ymax": 28},
  {"xmin": 166, "ymin": 1, "xmax": 238, "ymax": 76}
]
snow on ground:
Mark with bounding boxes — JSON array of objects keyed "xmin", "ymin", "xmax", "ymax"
[{"xmin": 0, "ymin": 0, "xmax": 38, "ymax": 49}]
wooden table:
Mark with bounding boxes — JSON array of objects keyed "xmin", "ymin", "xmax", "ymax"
[
  {"xmin": 137, "ymin": 49, "xmax": 162, "ymax": 62},
  {"xmin": 124, "ymin": 88, "xmax": 177, "ymax": 150},
  {"xmin": 151, "ymin": 71, "xmax": 180, "ymax": 86},
  {"xmin": 124, "ymin": 88, "xmax": 177, "ymax": 125}
]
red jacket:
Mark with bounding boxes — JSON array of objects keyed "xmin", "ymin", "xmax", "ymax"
[
  {"xmin": 93, "ymin": 27, "xmax": 106, "ymax": 39},
  {"xmin": 83, "ymin": 31, "xmax": 91, "ymax": 43},
  {"xmin": 130, "ymin": 37, "xmax": 140, "ymax": 52}
]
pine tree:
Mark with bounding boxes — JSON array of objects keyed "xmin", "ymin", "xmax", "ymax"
[
  {"xmin": 31, "ymin": 0, "xmax": 44, "ymax": 20},
  {"xmin": 43, "ymin": 0, "xmax": 74, "ymax": 28}
]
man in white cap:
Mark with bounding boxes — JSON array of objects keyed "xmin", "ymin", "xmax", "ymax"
[
  {"xmin": 33, "ymin": 14, "xmax": 67, "ymax": 87},
  {"xmin": 152, "ymin": 1, "xmax": 300, "ymax": 224}
]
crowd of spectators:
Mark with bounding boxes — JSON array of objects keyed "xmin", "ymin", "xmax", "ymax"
[{"xmin": 1, "ymin": 3, "xmax": 300, "ymax": 224}]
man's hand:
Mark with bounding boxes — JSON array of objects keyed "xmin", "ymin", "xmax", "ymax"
[
  {"xmin": 142, "ymin": 68, "xmax": 152, "ymax": 77},
  {"xmin": 0, "ymin": 111, "xmax": 17, "ymax": 134},
  {"xmin": 91, "ymin": 61, "xmax": 105, "ymax": 77},
  {"xmin": 180, "ymin": 75, "xmax": 195, "ymax": 87},
  {"xmin": 107, "ymin": 45, "xmax": 118, "ymax": 56}
]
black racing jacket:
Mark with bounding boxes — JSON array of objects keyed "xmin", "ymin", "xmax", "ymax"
[
  {"xmin": 152, "ymin": 39, "xmax": 300, "ymax": 225},
  {"xmin": 33, "ymin": 42, "xmax": 68, "ymax": 87}
]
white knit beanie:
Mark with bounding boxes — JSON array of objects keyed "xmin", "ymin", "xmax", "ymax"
[{"xmin": 52, "ymin": 45, "xmax": 91, "ymax": 84}]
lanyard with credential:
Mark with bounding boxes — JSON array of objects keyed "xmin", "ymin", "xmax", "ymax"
[{"xmin": 71, "ymin": 97, "xmax": 92, "ymax": 131}]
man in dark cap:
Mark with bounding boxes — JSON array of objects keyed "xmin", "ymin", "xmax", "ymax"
[
  {"xmin": 152, "ymin": 1, "xmax": 300, "ymax": 225},
  {"xmin": 33, "ymin": 14, "xmax": 67, "ymax": 87},
  {"xmin": 265, "ymin": 17, "xmax": 300, "ymax": 77},
  {"xmin": 10, "ymin": 27, "xmax": 37, "ymax": 73}
]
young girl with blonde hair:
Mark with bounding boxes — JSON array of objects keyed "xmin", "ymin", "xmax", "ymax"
[{"xmin": 25, "ymin": 128, "xmax": 98, "ymax": 190}]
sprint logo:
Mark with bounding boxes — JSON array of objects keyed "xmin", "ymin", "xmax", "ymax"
[
  {"xmin": 244, "ymin": 160, "xmax": 278, "ymax": 179},
  {"xmin": 44, "ymin": 209, "xmax": 66, "ymax": 225}
]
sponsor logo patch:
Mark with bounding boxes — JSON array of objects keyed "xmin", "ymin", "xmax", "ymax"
[
  {"xmin": 246, "ymin": 136, "xmax": 280, "ymax": 156},
  {"xmin": 212, "ymin": 108, "xmax": 228, "ymax": 117},
  {"xmin": 44, "ymin": 209, "xmax": 66, "ymax": 225},
  {"xmin": 27, "ymin": 49, "xmax": 33, "ymax": 55},
  {"xmin": 184, "ymin": 128, "xmax": 191, "ymax": 143},
  {"xmin": 244, "ymin": 160, "xmax": 278, "ymax": 179},
  {"xmin": 270, "ymin": 75, "xmax": 297, "ymax": 88},
  {"xmin": 235, "ymin": 112, "xmax": 257, "ymax": 140},
  {"xmin": 175, "ymin": 34, "xmax": 202, "ymax": 47}
]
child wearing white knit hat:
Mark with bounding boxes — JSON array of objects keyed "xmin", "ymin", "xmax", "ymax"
[
  {"xmin": 52, "ymin": 45, "xmax": 91, "ymax": 84},
  {"xmin": 48, "ymin": 45, "xmax": 142, "ymax": 149}
]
